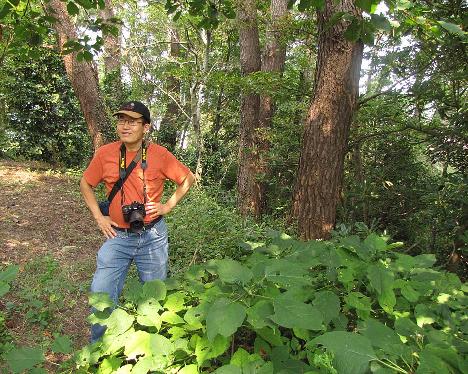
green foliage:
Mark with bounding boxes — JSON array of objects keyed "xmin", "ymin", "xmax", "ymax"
[
  {"xmin": 0, "ymin": 265, "xmax": 19, "ymax": 298},
  {"xmin": 74, "ymin": 232, "xmax": 466, "ymax": 373},
  {"xmin": 0, "ymin": 46, "xmax": 92, "ymax": 166},
  {"xmin": 164, "ymin": 188, "xmax": 267, "ymax": 274},
  {"xmin": 4, "ymin": 346, "xmax": 45, "ymax": 373}
]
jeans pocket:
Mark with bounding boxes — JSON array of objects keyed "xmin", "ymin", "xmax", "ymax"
[{"xmin": 151, "ymin": 219, "xmax": 167, "ymax": 237}]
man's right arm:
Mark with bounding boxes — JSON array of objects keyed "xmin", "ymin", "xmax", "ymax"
[{"xmin": 80, "ymin": 177, "xmax": 117, "ymax": 239}]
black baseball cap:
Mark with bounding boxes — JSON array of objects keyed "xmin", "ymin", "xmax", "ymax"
[{"xmin": 113, "ymin": 101, "xmax": 151, "ymax": 124}]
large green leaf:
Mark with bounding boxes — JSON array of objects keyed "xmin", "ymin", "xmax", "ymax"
[
  {"xmin": 367, "ymin": 265, "xmax": 395, "ymax": 312},
  {"xmin": 124, "ymin": 330, "xmax": 151, "ymax": 359},
  {"xmin": 358, "ymin": 319, "xmax": 406, "ymax": 356},
  {"xmin": 164, "ymin": 291, "xmax": 186, "ymax": 312},
  {"xmin": 312, "ymin": 291, "xmax": 340, "ymax": 325},
  {"xmin": 51, "ymin": 334, "xmax": 72, "ymax": 354},
  {"xmin": 398, "ymin": 280, "xmax": 420, "ymax": 303},
  {"xmin": 0, "ymin": 283, "xmax": 10, "ymax": 297},
  {"xmin": 206, "ymin": 298, "xmax": 246, "ymax": 341},
  {"xmin": 88, "ymin": 292, "xmax": 114, "ymax": 311},
  {"xmin": 96, "ymin": 357, "xmax": 123, "ymax": 374},
  {"xmin": 230, "ymin": 348, "xmax": 274, "ymax": 373},
  {"xmin": 393, "ymin": 254, "xmax": 416, "ymax": 273},
  {"xmin": 161, "ymin": 310, "xmax": 185, "ymax": 325},
  {"xmin": 368, "ymin": 265, "xmax": 394, "ymax": 295},
  {"xmin": 370, "ymin": 14, "xmax": 391, "ymax": 31},
  {"xmin": 345, "ymin": 292, "xmax": 372, "ymax": 319},
  {"xmin": 104, "ymin": 308, "xmax": 134, "ymax": 336},
  {"xmin": 150, "ymin": 334, "xmax": 173, "ymax": 357},
  {"xmin": 364, "ymin": 233, "xmax": 387, "ymax": 252},
  {"xmin": 394, "ymin": 317, "xmax": 423, "ymax": 337},
  {"xmin": 131, "ymin": 356, "xmax": 167, "ymax": 374},
  {"xmin": 184, "ymin": 302, "xmax": 210, "ymax": 330},
  {"xmin": 414, "ymin": 304, "xmax": 437, "ymax": 327},
  {"xmin": 194, "ymin": 334, "xmax": 230, "ymax": 365},
  {"xmin": 5, "ymin": 347, "xmax": 45, "ymax": 373},
  {"xmin": 271, "ymin": 298, "xmax": 323, "ymax": 330},
  {"xmin": 216, "ymin": 259, "xmax": 253, "ymax": 285},
  {"xmin": 178, "ymin": 365, "xmax": 199, "ymax": 374},
  {"xmin": 142, "ymin": 279, "xmax": 166, "ymax": 301},
  {"xmin": 413, "ymin": 254, "xmax": 437, "ymax": 268},
  {"xmin": 339, "ymin": 235, "xmax": 369, "ymax": 260},
  {"xmin": 0, "ymin": 264, "xmax": 19, "ymax": 283},
  {"xmin": 256, "ymin": 327, "xmax": 283, "ymax": 347},
  {"xmin": 213, "ymin": 365, "xmax": 242, "ymax": 374},
  {"xmin": 310, "ymin": 332, "xmax": 377, "ymax": 374},
  {"xmin": 247, "ymin": 300, "xmax": 274, "ymax": 329},
  {"xmin": 136, "ymin": 298, "xmax": 162, "ymax": 329},
  {"xmin": 114, "ymin": 365, "xmax": 132, "ymax": 374},
  {"xmin": 416, "ymin": 344, "xmax": 461, "ymax": 373},
  {"xmin": 438, "ymin": 21, "xmax": 465, "ymax": 36},
  {"xmin": 271, "ymin": 345, "xmax": 311, "ymax": 373},
  {"xmin": 264, "ymin": 259, "xmax": 311, "ymax": 286},
  {"xmin": 356, "ymin": 0, "xmax": 372, "ymax": 12}
]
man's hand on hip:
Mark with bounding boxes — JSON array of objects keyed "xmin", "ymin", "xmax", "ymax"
[
  {"xmin": 145, "ymin": 202, "xmax": 171, "ymax": 220},
  {"xmin": 96, "ymin": 215, "xmax": 118, "ymax": 239}
]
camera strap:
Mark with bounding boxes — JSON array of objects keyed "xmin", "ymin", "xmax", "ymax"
[
  {"xmin": 119, "ymin": 141, "xmax": 148, "ymax": 207},
  {"xmin": 106, "ymin": 142, "xmax": 143, "ymax": 206}
]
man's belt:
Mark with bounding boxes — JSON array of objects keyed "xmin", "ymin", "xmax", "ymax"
[{"xmin": 113, "ymin": 216, "xmax": 163, "ymax": 233}]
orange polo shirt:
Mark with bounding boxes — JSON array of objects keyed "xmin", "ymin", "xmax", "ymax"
[{"xmin": 84, "ymin": 141, "xmax": 190, "ymax": 228}]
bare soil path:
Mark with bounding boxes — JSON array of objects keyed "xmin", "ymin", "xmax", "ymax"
[{"xmin": 0, "ymin": 160, "xmax": 104, "ymax": 371}]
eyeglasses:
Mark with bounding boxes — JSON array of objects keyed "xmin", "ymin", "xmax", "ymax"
[{"xmin": 117, "ymin": 118, "xmax": 144, "ymax": 127}]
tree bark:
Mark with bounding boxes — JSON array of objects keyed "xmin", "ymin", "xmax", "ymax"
[
  {"xmin": 191, "ymin": 29, "xmax": 211, "ymax": 181},
  {"xmin": 100, "ymin": 0, "xmax": 121, "ymax": 75},
  {"xmin": 44, "ymin": 0, "xmax": 110, "ymax": 150},
  {"xmin": 256, "ymin": 0, "xmax": 288, "ymax": 214},
  {"xmin": 291, "ymin": 0, "xmax": 363, "ymax": 239},
  {"xmin": 236, "ymin": 0, "xmax": 262, "ymax": 217},
  {"xmin": 212, "ymin": 33, "xmax": 233, "ymax": 138},
  {"xmin": 160, "ymin": 27, "xmax": 181, "ymax": 152}
]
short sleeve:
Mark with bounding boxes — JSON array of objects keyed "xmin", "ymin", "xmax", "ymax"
[
  {"xmin": 83, "ymin": 150, "xmax": 104, "ymax": 187},
  {"xmin": 160, "ymin": 149, "xmax": 191, "ymax": 184}
]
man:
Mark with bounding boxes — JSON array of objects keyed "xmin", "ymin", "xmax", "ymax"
[{"xmin": 80, "ymin": 101, "xmax": 194, "ymax": 342}]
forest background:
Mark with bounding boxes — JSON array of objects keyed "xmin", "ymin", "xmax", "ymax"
[{"xmin": 0, "ymin": 0, "xmax": 467, "ymax": 372}]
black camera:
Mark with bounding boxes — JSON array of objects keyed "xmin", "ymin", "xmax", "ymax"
[{"xmin": 122, "ymin": 201, "xmax": 146, "ymax": 231}]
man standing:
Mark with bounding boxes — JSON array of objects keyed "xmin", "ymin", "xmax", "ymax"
[{"xmin": 80, "ymin": 101, "xmax": 194, "ymax": 342}]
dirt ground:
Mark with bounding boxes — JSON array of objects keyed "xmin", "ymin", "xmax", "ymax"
[{"xmin": 0, "ymin": 160, "xmax": 104, "ymax": 371}]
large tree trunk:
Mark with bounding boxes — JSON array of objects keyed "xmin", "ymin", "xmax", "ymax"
[
  {"xmin": 236, "ymin": 0, "xmax": 262, "ymax": 217},
  {"xmin": 159, "ymin": 27, "xmax": 181, "ymax": 152},
  {"xmin": 44, "ymin": 0, "xmax": 110, "ymax": 150},
  {"xmin": 291, "ymin": 0, "xmax": 363, "ymax": 239}
]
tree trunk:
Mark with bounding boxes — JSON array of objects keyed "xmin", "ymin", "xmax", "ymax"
[
  {"xmin": 191, "ymin": 29, "xmax": 211, "ymax": 181},
  {"xmin": 291, "ymin": 0, "xmax": 363, "ymax": 240},
  {"xmin": 100, "ymin": 0, "xmax": 121, "ymax": 75},
  {"xmin": 99, "ymin": 0, "xmax": 124, "ymax": 110},
  {"xmin": 256, "ymin": 0, "xmax": 288, "ymax": 214},
  {"xmin": 212, "ymin": 33, "xmax": 233, "ymax": 138},
  {"xmin": 236, "ymin": 0, "xmax": 262, "ymax": 217},
  {"xmin": 160, "ymin": 27, "xmax": 181, "ymax": 152},
  {"xmin": 44, "ymin": 0, "xmax": 110, "ymax": 150}
]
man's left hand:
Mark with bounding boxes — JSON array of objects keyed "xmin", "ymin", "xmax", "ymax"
[{"xmin": 145, "ymin": 202, "xmax": 171, "ymax": 220}]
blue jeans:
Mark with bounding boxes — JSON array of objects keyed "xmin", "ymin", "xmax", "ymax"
[{"xmin": 90, "ymin": 218, "xmax": 168, "ymax": 342}]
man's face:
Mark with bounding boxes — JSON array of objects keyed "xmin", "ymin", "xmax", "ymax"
[{"xmin": 116, "ymin": 114, "xmax": 150, "ymax": 145}]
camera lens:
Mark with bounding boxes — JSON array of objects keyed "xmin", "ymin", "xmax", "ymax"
[{"xmin": 129, "ymin": 209, "xmax": 145, "ymax": 232}]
